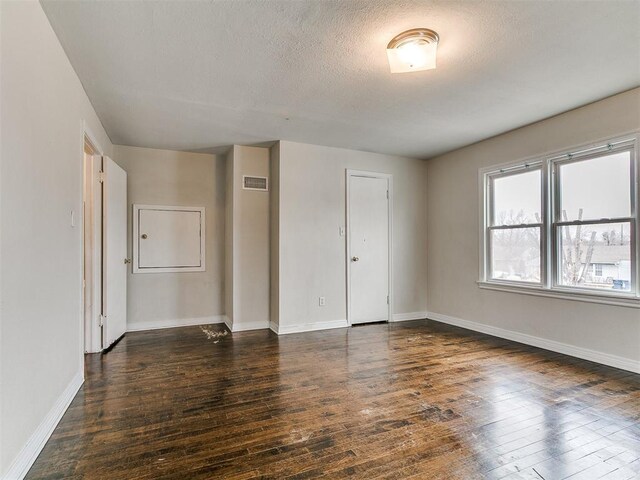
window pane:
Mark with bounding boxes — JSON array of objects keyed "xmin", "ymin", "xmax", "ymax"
[
  {"xmin": 559, "ymin": 222, "xmax": 632, "ymax": 292},
  {"xmin": 492, "ymin": 170, "xmax": 541, "ymax": 226},
  {"xmin": 558, "ymin": 151, "xmax": 631, "ymax": 221},
  {"xmin": 490, "ymin": 227, "xmax": 541, "ymax": 283}
]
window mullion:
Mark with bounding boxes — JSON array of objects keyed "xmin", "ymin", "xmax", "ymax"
[{"xmin": 544, "ymin": 158, "xmax": 552, "ymax": 290}]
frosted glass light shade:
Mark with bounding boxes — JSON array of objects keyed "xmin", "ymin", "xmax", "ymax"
[{"xmin": 386, "ymin": 28, "xmax": 439, "ymax": 73}]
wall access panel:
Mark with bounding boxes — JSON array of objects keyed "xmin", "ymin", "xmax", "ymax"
[{"xmin": 133, "ymin": 204, "xmax": 205, "ymax": 273}]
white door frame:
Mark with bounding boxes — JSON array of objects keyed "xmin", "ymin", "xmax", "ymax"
[
  {"xmin": 82, "ymin": 124, "xmax": 104, "ymax": 354},
  {"xmin": 345, "ymin": 169, "xmax": 393, "ymax": 326}
]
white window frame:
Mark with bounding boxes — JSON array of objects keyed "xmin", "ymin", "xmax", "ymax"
[
  {"xmin": 484, "ymin": 163, "xmax": 546, "ymax": 286},
  {"xmin": 478, "ymin": 133, "xmax": 640, "ymax": 308}
]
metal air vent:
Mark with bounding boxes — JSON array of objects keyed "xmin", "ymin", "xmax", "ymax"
[{"xmin": 243, "ymin": 176, "xmax": 268, "ymax": 191}]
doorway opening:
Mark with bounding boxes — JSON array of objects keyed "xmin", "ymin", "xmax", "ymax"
[
  {"xmin": 82, "ymin": 135, "xmax": 128, "ymax": 352},
  {"xmin": 83, "ymin": 135, "xmax": 102, "ymax": 352}
]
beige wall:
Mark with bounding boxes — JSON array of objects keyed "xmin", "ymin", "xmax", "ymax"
[
  {"xmin": 426, "ymin": 88, "xmax": 640, "ymax": 365},
  {"xmin": 225, "ymin": 145, "xmax": 271, "ymax": 331},
  {"xmin": 0, "ymin": 1, "xmax": 113, "ymax": 476},
  {"xmin": 113, "ymin": 145, "xmax": 225, "ymax": 331},
  {"xmin": 274, "ymin": 141, "xmax": 428, "ymax": 332}
]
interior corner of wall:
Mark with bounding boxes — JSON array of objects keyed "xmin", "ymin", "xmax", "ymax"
[
  {"xmin": 223, "ymin": 315, "xmax": 233, "ymax": 332},
  {"xmin": 269, "ymin": 320, "xmax": 279, "ymax": 335}
]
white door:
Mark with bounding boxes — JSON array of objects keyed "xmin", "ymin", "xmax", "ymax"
[
  {"xmin": 102, "ymin": 157, "xmax": 128, "ymax": 349},
  {"xmin": 348, "ymin": 172, "xmax": 391, "ymax": 324}
]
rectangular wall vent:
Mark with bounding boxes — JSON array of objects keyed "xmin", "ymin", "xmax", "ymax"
[{"xmin": 243, "ymin": 175, "xmax": 269, "ymax": 191}]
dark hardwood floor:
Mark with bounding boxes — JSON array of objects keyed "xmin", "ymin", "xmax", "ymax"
[{"xmin": 27, "ymin": 320, "xmax": 640, "ymax": 479}]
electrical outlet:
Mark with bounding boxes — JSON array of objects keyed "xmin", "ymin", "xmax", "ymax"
[{"xmin": 319, "ymin": 296, "xmax": 326, "ymax": 306}]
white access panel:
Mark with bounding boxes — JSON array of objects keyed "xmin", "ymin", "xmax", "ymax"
[{"xmin": 133, "ymin": 205, "xmax": 205, "ymax": 273}]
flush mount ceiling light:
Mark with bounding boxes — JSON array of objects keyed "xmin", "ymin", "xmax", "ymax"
[{"xmin": 386, "ymin": 28, "xmax": 439, "ymax": 73}]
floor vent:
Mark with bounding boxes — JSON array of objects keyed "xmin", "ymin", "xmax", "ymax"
[{"xmin": 243, "ymin": 176, "xmax": 269, "ymax": 191}]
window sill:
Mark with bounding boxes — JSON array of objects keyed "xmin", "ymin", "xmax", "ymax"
[{"xmin": 477, "ymin": 281, "xmax": 640, "ymax": 309}]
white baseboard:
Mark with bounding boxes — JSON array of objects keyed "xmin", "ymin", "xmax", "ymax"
[
  {"xmin": 231, "ymin": 320, "xmax": 269, "ymax": 332},
  {"xmin": 3, "ymin": 371, "xmax": 83, "ymax": 480},
  {"xmin": 126, "ymin": 315, "xmax": 224, "ymax": 332},
  {"xmin": 427, "ymin": 311, "xmax": 640, "ymax": 374},
  {"xmin": 270, "ymin": 314, "xmax": 426, "ymax": 335},
  {"xmin": 391, "ymin": 311, "xmax": 428, "ymax": 322},
  {"xmin": 223, "ymin": 315, "xmax": 232, "ymax": 332},
  {"xmin": 276, "ymin": 319, "xmax": 349, "ymax": 335}
]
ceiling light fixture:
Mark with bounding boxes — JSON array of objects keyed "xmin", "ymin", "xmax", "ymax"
[{"xmin": 386, "ymin": 28, "xmax": 439, "ymax": 73}]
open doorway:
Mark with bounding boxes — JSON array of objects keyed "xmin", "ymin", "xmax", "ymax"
[
  {"xmin": 82, "ymin": 134, "xmax": 129, "ymax": 353},
  {"xmin": 83, "ymin": 135, "xmax": 102, "ymax": 353}
]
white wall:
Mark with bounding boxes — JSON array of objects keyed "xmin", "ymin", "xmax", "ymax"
[
  {"xmin": 273, "ymin": 141, "xmax": 428, "ymax": 332},
  {"xmin": 225, "ymin": 145, "xmax": 270, "ymax": 331},
  {"xmin": 224, "ymin": 148, "xmax": 235, "ymax": 327},
  {"xmin": 269, "ymin": 143, "xmax": 281, "ymax": 331},
  {"xmin": 0, "ymin": 2, "xmax": 113, "ymax": 477},
  {"xmin": 113, "ymin": 145, "xmax": 225, "ymax": 331},
  {"xmin": 233, "ymin": 146, "xmax": 271, "ymax": 331},
  {"xmin": 426, "ymin": 88, "xmax": 640, "ymax": 369}
]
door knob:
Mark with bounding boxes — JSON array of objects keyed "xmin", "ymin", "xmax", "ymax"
[
  {"xmin": 141, "ymin": 234, "xmax": 148, "ymax": 239},
  {"xmin": 352, "ymin": 256, "xmax": 359, "ymax": 262}
]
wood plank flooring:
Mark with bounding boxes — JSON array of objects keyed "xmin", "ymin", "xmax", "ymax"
[{"xmin": 26, "ymin": 320, "xmax": 640, "ymax": 479}]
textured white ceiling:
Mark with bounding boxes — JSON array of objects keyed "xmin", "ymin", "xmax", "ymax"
[{"xmin": 42, "ymin": 0, "xmax": 640, "ymax": 159}]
